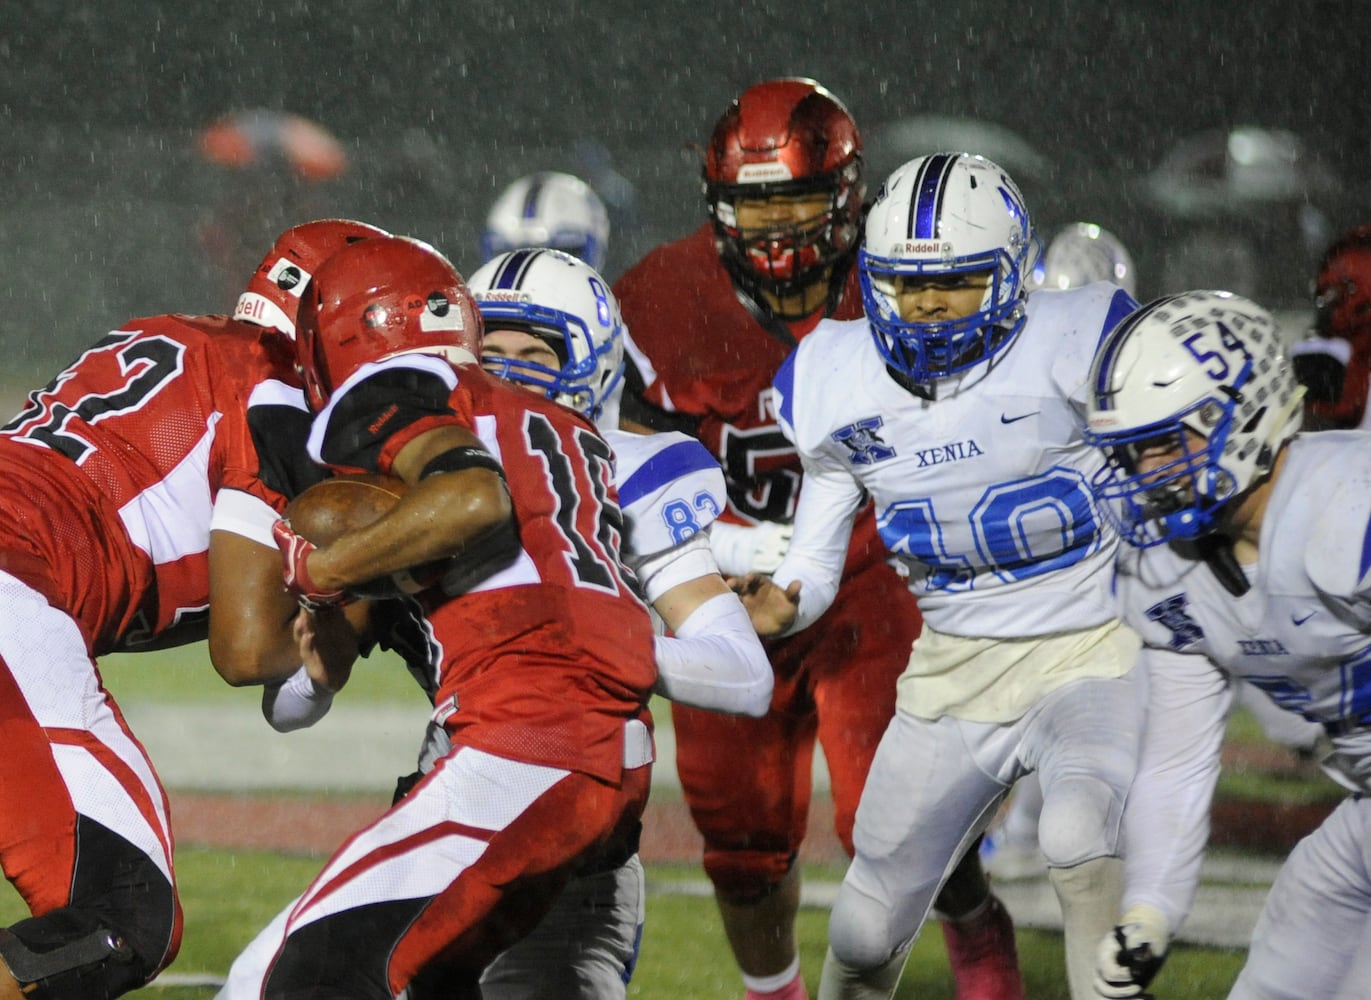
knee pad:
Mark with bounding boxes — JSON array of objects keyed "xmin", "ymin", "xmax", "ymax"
[
  {"xmin": 828, "ymin": 886, "xmax": 912, "ymax": 971},
  {"xmin": 0, "ymin": 927, "xmax": 137, "ymax": 1000},
  {"xmin": 1, "ymin": 817, "xmax": 177, "ymax": 1000},
  {"xmin": 1037, "ymin": 774, "xmax": 1124, "ymax": 868},
  {"xmin": 701, "ymin": 848, "xmax": 796, "ymax": 904}
]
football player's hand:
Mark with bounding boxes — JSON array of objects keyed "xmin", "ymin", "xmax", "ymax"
[
  {"xmin": 295, "ymin": 606, "xmax": 356, "ymax": 694},
  {"xmin": 709, "ymin": 521, "xmax": 794, "ymax": 576},
  {"xmin": 732, "ymin": 573, "xmax": 802, "ymax": 637},
  {"xmin": 272, "ymin": 518, "xmax": 346, "ymax": 609},
  {"xmin": 1094, "ymin": 904, "xmax": 1169, "ymax": 998}
]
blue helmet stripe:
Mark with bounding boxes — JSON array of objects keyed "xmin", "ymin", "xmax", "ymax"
[
  {"xmin": 491, "ymin": 248, "xmax": 540, "ymax": 290},
  {"xmin": 911, "ymin": 153, "xmax": 955, "ymax": 239},
  {"xmin": 520, "ymin": 177, "xmax": 545, "ymax": 221},
  {"xmin": 1360, "ymin": 517, "xmax": 1371, "ymax": 583}
]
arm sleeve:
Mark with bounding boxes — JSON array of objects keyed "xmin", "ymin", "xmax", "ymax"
[
  {"xmin": 1122, "ymin": 644, "xmax": 1234, "ymax": 934},
  {"xmin": 260, "ymin": 665, "xmax": 335, "ymax": 733},
  {"xmin": 210, "ymin": 488, "xmax": 281, "ymax": 548},
  {"xmin": 768, "ymin": 456, "xmax": 866, "ymax": 633},
  {"xmin": 652, "ymin": 591, "xmax": 774, "ymax": 717}
]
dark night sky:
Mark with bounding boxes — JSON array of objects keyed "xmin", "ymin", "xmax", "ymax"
[
  {"xmin": 4, "ymin": 1, "xmax": 1360, "ymax": 169},
  {"xmin": 0, "ymin": 0, "xmax": 1365, "ymax": 366}
]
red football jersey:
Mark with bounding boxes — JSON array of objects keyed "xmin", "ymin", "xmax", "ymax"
[
  {"xmin": 613, "ymin": 223, "xmax": 885, "ymax": 570},
  {"xmin": 0, "ymin": 315, "xmax": 309, "ymax": 653},
  {"xmin": 309, "ymin": 356, "xmax": 657, "ymax": 783}
]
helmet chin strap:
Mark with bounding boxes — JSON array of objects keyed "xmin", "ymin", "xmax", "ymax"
[{"xmin": 1194, "ymin": 533, "xmax": 1251, "ymax": 598}]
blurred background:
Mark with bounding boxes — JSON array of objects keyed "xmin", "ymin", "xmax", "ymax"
[{"xmin": 0, "ymin": 0, "xmax": 1364, "ymax": 389}]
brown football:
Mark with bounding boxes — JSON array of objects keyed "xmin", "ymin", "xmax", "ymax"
[{"xmin": 285, "ymin": 474, "xmax": 408, "ymax": 547}]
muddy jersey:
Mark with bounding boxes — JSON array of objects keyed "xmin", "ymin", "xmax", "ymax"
[
  {"xmin": 0, "ymin": 315, "xmax": 313, "ymax": 654},
  {"xmin": 612, "ymin": 224, "xmax": 890, "ymax": 573},
  {"xmin": 306, "ymin": 354, "xmax": 657, "ymax": 782},
  {"xmin": 772, "ymin": 283, "xmax": 1139, "ymax": 638}
]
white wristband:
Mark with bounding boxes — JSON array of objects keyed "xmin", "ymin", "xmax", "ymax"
[{"xmin": 261, "ymin": 665, "xmax": 336, "ymax": 733}]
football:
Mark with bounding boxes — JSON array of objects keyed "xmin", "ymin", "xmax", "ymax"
[
  {"xmin": 284, "ymin": 474, "xmax": 448, "ymax": 599},
  {"xmin": 285, "ymin": 474, "xmax": 408, "ymax": 547}
]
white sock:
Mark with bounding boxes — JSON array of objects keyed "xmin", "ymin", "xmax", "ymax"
[
  {"xmin": 1049, "ymin": 855, "xmax": 1123, "ymax": 1000},
  {"xmin": 742, "ymin": 956, "xmax": 802, "ymax": 994}
]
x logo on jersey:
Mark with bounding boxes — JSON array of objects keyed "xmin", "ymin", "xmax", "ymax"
[
  {"xmin": 1145, "ymin": 593, "xmax": 1206, "ymax": 651},
  {"xmin": 832, "ymin": 417, "xmax": 897, "ymax": 466}
]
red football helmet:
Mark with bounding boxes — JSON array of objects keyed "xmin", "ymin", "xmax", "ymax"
[
  {"xmin": 295, "ymin": 236, "xmax": 483, "ymax": 410},
  {"xmin": 1315, "ymin": 224, "xmax": 1371, "ymax": 339},
  {"xmin": 235, "ymin": 219, "xmax": 390, "ymax": 338},
  {"xmin": 703, "ymin": 77, "xmax": 864, "ymax": 314}
]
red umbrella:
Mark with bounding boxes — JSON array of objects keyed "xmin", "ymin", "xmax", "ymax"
[{"xmin": 198, "ymin": 109, "xmax": 348, "ymax": 182}]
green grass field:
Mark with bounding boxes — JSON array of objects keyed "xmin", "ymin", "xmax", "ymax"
[
  {"xmin": 67, "ymin": 644, "xmax": 1309, "ymax": 996},
  {"xmin": 0, "ymin": 851, "xmax": 1245, "ymax": 999}
]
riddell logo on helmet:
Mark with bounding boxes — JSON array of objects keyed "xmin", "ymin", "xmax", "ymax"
[
  {"xmin": 477, "ymin": 290, "xmax": 526, "ymax": 303},
  {"xmin": 736, "ymin": 163, "xmax": 794, "ymax": 184},
  {"xmin": 893, "ymin": 241, "xmax": 949, "ymax": 255},
  {"xmin": 267, "ymin": 259, "xmax": 309, "ymax": 295}
]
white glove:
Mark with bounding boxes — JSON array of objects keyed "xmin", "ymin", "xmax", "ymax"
[
  {"xmin": 708, "ymin": 520, "xmax": 794, "ymax": 577},
  {"xmin": 1094, "ymin": 904, "xmax": 1169, "ymax": 998}
]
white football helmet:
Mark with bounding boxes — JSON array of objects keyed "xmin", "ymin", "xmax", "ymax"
[
  {"xmin": 1085, "ymin": 290, "xmax": 1305, "ymax": 546},
  {"xmin": 860, "ymin": 152, "xmax": 1038, "ymax": 384},
  {"xmin": 1031, "ymin": 222, "xmax": 1137, "ymax": 295},
  {"xmin": 465, "ymin": 248, "xmax": 625, "ymax": 427},
  {"xmin": 480, "ymin": 172, "xmax": 610, "ymax": 272}
]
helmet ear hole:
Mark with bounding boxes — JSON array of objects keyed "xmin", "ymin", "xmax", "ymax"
[{"xmin": 1238, "ymin": 406, "xmax": 1266, "ymax": 435}]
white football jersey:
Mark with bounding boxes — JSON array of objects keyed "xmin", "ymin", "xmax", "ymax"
[
  {"xmin": 604, "ymin": 427, "xmax": 726, "ymax": 569},
  {"xmin": 773, "ymin": 283, "xmax": 1135, "ymax": 638},
  {"xmin": 1121, "ymin": 430, "xmax": 1371, "ymax": 790}
]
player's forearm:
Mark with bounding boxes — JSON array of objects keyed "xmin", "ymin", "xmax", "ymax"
[
  {"xmin": 767, "ymin": 460, "xmax": 860, "ymax": 632},
  {"xmin": 208, "ymin": 529, "xmax": 302, "ymax": 685},
  {"xmin": 1121, "ymin": 650, "xmax": 1231, "ymax": 931},
  {"xmin": 770, "ymin": 557, "xmax": 839, "ymax": 634},
  {"xmin": 653, "ymin": 591, "xmax": 773, "ymax": 716},
  {"xmin": 307, "ymin": 469, "xmax": 512, "ymax": 590}
]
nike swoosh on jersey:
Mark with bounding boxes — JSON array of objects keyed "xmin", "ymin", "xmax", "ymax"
[
  {"xmin": 999, "ymin": 411, "xmax": 1040, "ymax": 424},
  {"xmin": 1291, "ymin": 611, "xmax": 1317, "ymax": 626}
]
